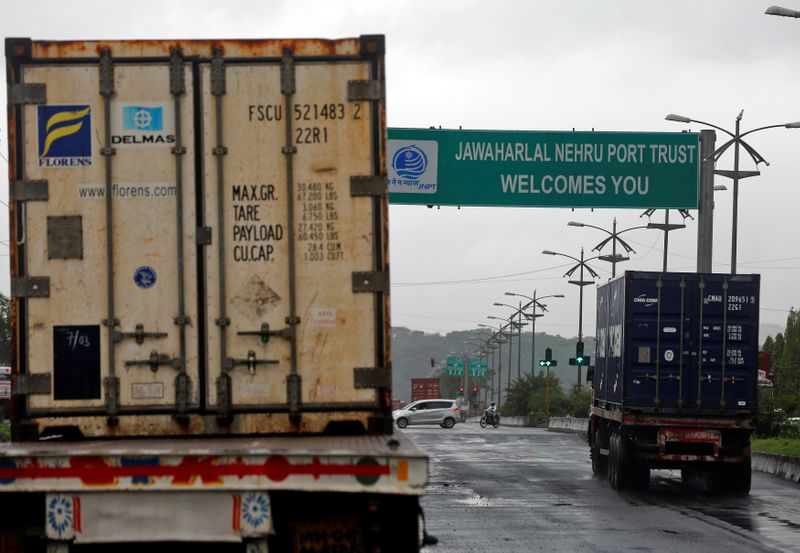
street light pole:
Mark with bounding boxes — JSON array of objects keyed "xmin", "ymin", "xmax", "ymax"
[
  {"xmin": 542, "ymin": 248, "xmax": 600, "ymax": 391},
  {"xmin": 505, "ymin": 291, "xmax": 565, "ymax": 377},
  {"xmin": 568, "ymin": 219, "xmax": 648, "ymax": 278},
  {"xmin": 666, "ymin": 112, "xmax": 800, "ymax": 274}
]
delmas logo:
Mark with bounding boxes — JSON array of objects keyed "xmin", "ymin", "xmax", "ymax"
[
  {"xmin": 123, "ymin": 106, "xmax": 163, "ymax": 132},
  {"xmin": 112, "ymin": 102, "xmax": 175, "ymax": 147},
  {"xmin": 38, "ymin": 105, "xmax": 92, "ymax": 167}
]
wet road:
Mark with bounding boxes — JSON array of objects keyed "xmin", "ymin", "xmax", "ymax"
[{"xmin": 405, "ymin": 424, "xmax": 800, "ymax": 553}]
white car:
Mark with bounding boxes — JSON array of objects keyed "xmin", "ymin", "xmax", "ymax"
[{"xmin": 393, "ymin": 399, "xmax": 461, "ymax": 429}]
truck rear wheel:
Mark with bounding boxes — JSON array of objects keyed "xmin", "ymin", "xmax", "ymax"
[
  {"xmin": 591, "ymin": 428, "xmax": 607, "ymax": 477},
  {"xmin": 731, "ymin": 457, "xmax": 752, "ymax": 494},
  {"xmin": 608, "ymin": 430, "xmax": 629, "ymax": 490}
]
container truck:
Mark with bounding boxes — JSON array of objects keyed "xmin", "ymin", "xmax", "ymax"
[
  {"xmin": 410, "ymin": 377, "xmax": 440, "ymax": 403},
  {"xmin": 1, "ymin": 36, "xmax": 429, "ymax": 551},
  {"xmin": 588, "ymin": 271, "xmax": 758, "ymax": 493}
]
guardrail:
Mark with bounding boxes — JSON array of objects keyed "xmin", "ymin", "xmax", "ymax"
[{"xmin": 548, "ymin": 417, "xmax": 588, "ymax": 434}]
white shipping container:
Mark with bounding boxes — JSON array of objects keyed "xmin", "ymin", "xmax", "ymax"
[{"xmin": 6, "ymin": 37, "xmax": 390, "ymax": 438}]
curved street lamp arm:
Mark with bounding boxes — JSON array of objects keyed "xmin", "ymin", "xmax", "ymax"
[
  {"xmin": 738, "ymin": 138, "xmax": 769, "ymax": 166},
  {"xmin": 686, "ymin": 118, "xmax": 736, "ymax": 139},
  {"xmin": 740, "ymin": 123, "xmax": 794, "ymax": 139},
  {"xmin": 592, "ymin": 234, "xmax": 636, "ymax": 254},
  {"xmin": 543, "ymin": 250, "xmax": 580, "ymax": 264}
]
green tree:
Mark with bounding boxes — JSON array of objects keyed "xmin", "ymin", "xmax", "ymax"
[{"xmin": 774, "ymin": 309, "xmax": 800, "ymax": 416}]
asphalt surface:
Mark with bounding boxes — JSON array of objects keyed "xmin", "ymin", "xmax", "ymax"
[{"xmin": 403, "ymin": 423, "xmax": 800, "ymax": 553}]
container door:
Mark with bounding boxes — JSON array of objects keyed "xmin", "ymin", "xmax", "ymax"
[
  {"xmin": 19, "ymin": 62, "xmax": 199, "ymax": 416},
  {"xmin": 690, "ymin": 277, "xmax": 759, "ymax": 412},
  {"xmin": 624, "ymin": 275, "xmax": 689, "ymax": 409},
  {"xmin": 201, "ymin": 58, "xmax": 380, "ymax": 416}
]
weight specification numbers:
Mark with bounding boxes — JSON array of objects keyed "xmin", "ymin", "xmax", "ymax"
[{"xmin": 297, "ymin": 181, "xmax": 343, "ymax": 263}]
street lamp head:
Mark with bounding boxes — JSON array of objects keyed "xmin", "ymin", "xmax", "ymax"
[
  {"xmin": 554, "ymin": 294, "xmax": 566, "ymax": 298},
  {"xmin": 492, "ymin": 302, "xmax": 504, "ymax": 307},
  {"xmin": 504, "ymin": 292, "xmax": 515, "ymax": 296},
  {"xmin": 665, "ymin": 113, "xmax": 692, "ymax": 124},
  {"xmin": 714, "ymin": 184, "xmax": 728, "ymax": 191},
  {"xmin": 766, "ymin": 5, "xmax": 800, "ymax": 17},
  {"xmin": 785, "ymin": 121, "xmax": 800, "ymax": 129},
  {"xmin": 542, "ymin": 250, "xmax": 557, "ymax": 255},
  {"xmin": 567, "ymin": 221, "xmax": 584, "ymax": 227}
]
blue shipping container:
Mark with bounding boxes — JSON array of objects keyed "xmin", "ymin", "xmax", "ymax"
[{"xmin": 593, "ymin": 271, "xmax": 759, "ymax": 416}]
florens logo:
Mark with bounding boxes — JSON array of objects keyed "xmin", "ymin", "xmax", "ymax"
[
  {"xmin": 392, "ymin": 145, "xmax": 428, "ymax": 179},
  {"xmin": 38, "ymin": 105, "xmax": 92, "ymax": 167}
]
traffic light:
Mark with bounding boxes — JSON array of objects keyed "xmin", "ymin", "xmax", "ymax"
[
  {"xmin": 457, "ymin": 386, "xmax": 465, "ymax": 397},
  {"xmin": 470, "ymin": 386, "xmax": 479, "ymax": 401},
  {"xmin": 538, "ymin": 347, "xmax": 557, "ymax": 368},
  {"xmin": 569, "ymin": 341, "xmax": 591, "ymax": 366}
]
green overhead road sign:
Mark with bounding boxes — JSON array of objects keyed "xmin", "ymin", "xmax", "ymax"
[
  {"xmin": 446, "ymin": 356, "xmax": 465, "ymax": 376},
  {"xmin": 387, "ymin": 128, "xmax": 700, "ymax": 209},
  {"xmin": 469, "ymin": 357, "xmax": 489, "ymax": 377}
]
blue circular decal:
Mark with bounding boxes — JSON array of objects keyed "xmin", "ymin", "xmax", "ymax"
[
  {"xmin": 392, "ymin": 145, "xmax": 428, "ymax": 179},
  {"xmin": 134, "ymin": 266, "xmax": 157, "ymax": 289}
]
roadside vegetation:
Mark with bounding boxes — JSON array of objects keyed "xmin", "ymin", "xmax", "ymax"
[
  {"xmin": 498, "ymin": 371, "xmax": 591, "ymax": 423},
  {"xmin": 0, "ymin": 423, "xmax": 9, "ymax": 443},
  {"xmin": 756, "ymin": 308, "xmax": 800, "ymax": 459},
  {"xmin": 751, "ymin": 438, "xmax": 800, "ymax": 457}
]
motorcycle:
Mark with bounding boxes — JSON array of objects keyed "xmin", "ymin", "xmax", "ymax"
[{"xmin": 479, "ymin": 410, "xmax": 500, "ymax": 428}]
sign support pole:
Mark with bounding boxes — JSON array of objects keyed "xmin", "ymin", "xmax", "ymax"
[{"xmin": 696, "ymin": 129, "xmax": 717, "ymax": 273}]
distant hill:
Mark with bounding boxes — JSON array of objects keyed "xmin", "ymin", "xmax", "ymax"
[{"xmin": 391, "ymin": 327, "xmax": 592, "ymax": 402}]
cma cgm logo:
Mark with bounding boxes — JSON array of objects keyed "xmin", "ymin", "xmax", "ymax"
[
  {"xmin": 633, "ymin": 294, "xmax": 658, "ymax": 307},
  {"xmin": 38, "ymin": 105, "xmax": 92, "ymax": 167}
]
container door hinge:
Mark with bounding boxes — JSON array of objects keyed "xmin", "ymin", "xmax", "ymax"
[
  {"xmin": 10, "ymin": 83, "xmax": 46, "ymax": 104},
  {"xmin": 350, "ymin": 175, "xmax": 386, "ymax": 197},
  {"xmin": 10, "ymin": 179, "xmax": 48, "ymax": 201},
  {"xmin": 347, "ymin": 80, "xmax": 382, "ymax": 101},
  {"xmin": 12, "ymin": 373, "xmax": 51, "ymax": 395},
  {"xmin": 354, "ymin": 367, "xmax": 391, "ymax": 389},
  {"xmin": 11, "ymin": 276, "xmax": 50, "ymax": 298},
  {"xmin": 196, "ymin": 227, "xmax": 212, "ymax": 245},
  {"xmin": 352, "ymin": 271, "xmax": 389, "ymax": 293}
]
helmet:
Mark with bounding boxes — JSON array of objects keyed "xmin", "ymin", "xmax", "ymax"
[{"xmin": 490, "ymin": 401, "xmax": 496, "ymax": 406}]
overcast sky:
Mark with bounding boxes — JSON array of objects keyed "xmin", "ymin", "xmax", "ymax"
[{"xmin": 2, "ymin": 0, "xmax": 799, "ymax": 340}]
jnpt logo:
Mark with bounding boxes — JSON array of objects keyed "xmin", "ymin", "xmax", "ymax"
[{"xmin": 38, "ymin": 105, "xmax": 92, "ymax": 167}]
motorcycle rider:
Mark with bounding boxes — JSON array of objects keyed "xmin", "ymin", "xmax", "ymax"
[{"xmin": 485, "ymin": 401, "xmax": 498, "ymax": 425}]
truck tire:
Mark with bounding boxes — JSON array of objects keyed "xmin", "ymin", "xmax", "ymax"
[
  {"xmin": 608, "ymin": 430, "xmax": 629, "ymax": 490},
  {"xmin": 731, "ymin": 457, "xmax": 752, "ymax": 495},
  {"xmin": 591, "ymin": 428, "xmax": 607, "ymax": 476},
  {"xmin": 608, "ymin": 432, "xmax": 619, "ymax": 489}
]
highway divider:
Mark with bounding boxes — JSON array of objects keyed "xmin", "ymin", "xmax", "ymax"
[{"xmin": 548, "ymin": 416, "xmax": 588, "ymax": 434}]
